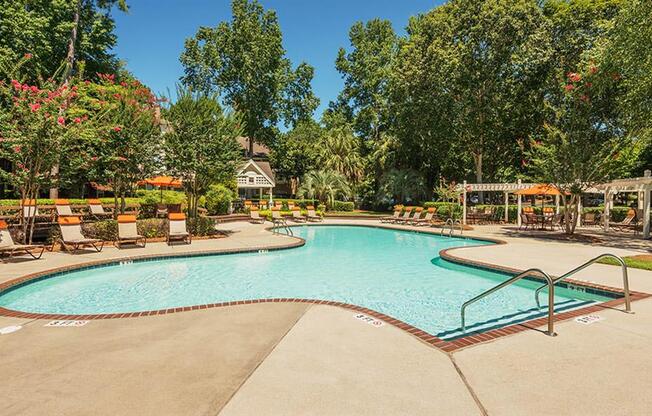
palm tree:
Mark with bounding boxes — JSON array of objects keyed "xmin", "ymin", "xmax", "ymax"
[
  {"xmin": 377, "ymin": 168, "xmax": 425, "ymax": 204},
  {"xmin": 297, "ymin": 170, "xmax": 351, "ymax": 207},
  {"xmin": 319, "ymin": 127, "xmax": 364, "ymax": 184}
]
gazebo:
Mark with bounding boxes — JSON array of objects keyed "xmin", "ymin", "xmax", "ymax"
[{"xmin": 457, "ymin": 180, "xmax": 542, "ymax": 226}]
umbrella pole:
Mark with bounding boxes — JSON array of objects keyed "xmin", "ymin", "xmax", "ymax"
[{"xmin": 160, "ymin": 187, "xmax": 163, "ymax": 203}]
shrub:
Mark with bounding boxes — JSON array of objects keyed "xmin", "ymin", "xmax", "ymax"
[
  {"xmin": 330, "ymin": 200, "xmax": 354, "ymax": 211},
  {"xmin": 205, "ymin": 184, "xmax": 235, "ymax": 215},
  {"xmin": 82, "ymin": 220, "xmax": 118, "ymax": 241},
  {"xmin": 137, "ymin": 218, "xmax": 167, "ymax": 238},
  {"xmin": 187, "ymin": 216, "xmax": 217, "ymax": 236}
]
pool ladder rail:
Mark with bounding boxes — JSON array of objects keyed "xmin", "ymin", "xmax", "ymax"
[
  {"xmin": 440, "ymin": 218, "xmax": 463, "ymax": 237},
  {"xmin": 272, "ymin": 218, "xmax": 294, "ymax": 236},
  {"xmin": 460, "ymin": 253, "xmax": 633, "ymax": 337}
]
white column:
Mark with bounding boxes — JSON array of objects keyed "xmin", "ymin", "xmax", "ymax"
[
  {"xmin": 517, "ymin": 179, "xmax": 522, "ymax": 226},
  {"xmin": 268, "ymin": 188, "xmax": 273, "ymax": 203},
  {"xmin": 638, "ymin": 191, "xmax": 644, "ymax": 209},
  {"xmin": 576, "ymin": 194, "xmax": 583, "ymax": 227},
  {"xmin": 259, "ymin": 188, "xmax": 263, "ymax": 200},
  {"xmin": 504, "ymin": 191, "xmax": 509, "ymax": 223},
  {"xmin": 555, "ymin": 194, "xmax": 560, "ymax": 214},
  {"xmin": 462, "ymin": 180, "xmax": 467, "ymax": 225},
  {"xmin": 604, "ymin": 189, "xmax": 611, "ymax": 230},
  {"xmin": 644, "ymin": 186, "xmax": 651, "ymax": 238}
]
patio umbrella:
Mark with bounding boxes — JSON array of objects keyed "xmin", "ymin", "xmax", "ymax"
[
  {"xmin": 140, "ymin": 176, "xmax": 182, "ymax": 202},
  {"xmin": 514, "ymin": 184, "xmax": 562, "ymax": 212}
]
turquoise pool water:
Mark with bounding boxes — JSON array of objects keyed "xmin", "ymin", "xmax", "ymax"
[{"xmin": 0, "ymin": 226, "xmax": 610, "ymax": 339}]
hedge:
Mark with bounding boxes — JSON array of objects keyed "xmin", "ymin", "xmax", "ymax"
[
  {"xmin": 331, "ymin": 200, "xmax": 354, "ymax": 211},
  {"xmin": 0, "ymin": 197, "xmax": 141, "ymax": 206}
]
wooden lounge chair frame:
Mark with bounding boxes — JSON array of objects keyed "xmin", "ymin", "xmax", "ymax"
[
  {"xmin": 249, "ymin": 206, "xmax": 265, "ymax": 224},
  {"xmin": 58, "ymin": 217, "xmax": 104, "ymax": 253},
  {"xmin": 290, "ymin": 207, "xmax": 307, "ymax": 222},
  {"xmin": 380, "ymin": 209, "xmax": 401, "ymax": 223},
  {"xmin": 0, "ymin": 220, "xmax": 45, "ymax": 262},
  {"xmin": 411, "ymin": 208, "xmax": 436, "ymax": 226},
  {"xmin": 306, "ymin": 206, "xmax": 323, "ymax": 222},
  {"xmin": 116, "ymin": 215, "xmax": 146, "ymax": 248}
]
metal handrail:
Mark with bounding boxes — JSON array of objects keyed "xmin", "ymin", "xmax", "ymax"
[
  {"xmin": 461, "ymin": 268, "xmax": 557, "ymax": 336},
  {"xmin": 454, "ymin": 219, "xmax": 463, "ymax": 236},
  {"xmin": 272, "ymin": 218, "xmax": 293, "ymax": 236},
  {"xmin": 440, "ymin": 218, "xmax": 462, "ymax": 237},
  {"xmin": 534, "ymin": 253, "xmax": 632, "ymax": 313},
  {"xmin": 440, "ymin": 218, "xmax": 454, "ymax": 236}
]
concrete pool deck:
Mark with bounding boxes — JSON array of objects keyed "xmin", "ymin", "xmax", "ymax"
[{"xmin": 1, "ymin": 219, "xmax": 651, "ymax": 415}]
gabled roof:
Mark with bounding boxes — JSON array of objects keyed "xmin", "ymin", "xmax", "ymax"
[
  {"xmin": 238, "ymin": 159, "xmax": 275, "ymax": 186},
  {"xmin": 237, "ymin": 137, "xmax": 270, "ymax": 159}
]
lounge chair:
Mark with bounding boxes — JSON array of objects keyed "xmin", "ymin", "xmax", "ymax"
[
  {"xmin": 87, "ymin": 199, "xmax": 112, "ymax": 220},
  {"xmin": 306, "ymin": 206, "xmax": 323, "ymax": 222},
  {"xmin": 519, "ymin": 213, "xmax": 535, "ymax": 230},
  {"xmin": 54, "ymin": 199, "xmax": 83, "ymax": 218},
  {"xmin": 156, "ymin": 203, "xmax": 168, "ymax": 218},
  {"xmin": 411, "ymin": 207, "xmax": 436, "ymax": 226},
  {"xmin": 249, "ymin": 206, "xmax": 265, "ymax": 224},
  {"xmin": 167, "ymin": 213, "xmax": 191, "ymax": 245},
  {"xmin": 21, "ymin": 199, "xmax": 50, "ymax": 222},
  {"xmin": 393, "ymin": 207, "xmax": 413, "ymax": 224},
  {"xmin": 397, "ymin": 207, "xmax": 422, "ymax": 224},
  {"xmin": 609, "ymin": 209, "xmax": 638, "ymax": 233},
  {"xmin": 116, "ymin": 215, "xmax": 146, "ymax": 248},
  {"xmin": 380, "ymin": 208, "xmax": 401, "ymax": 223},
  {"xmin": 0, "ymin": 220, "xmax": 45, "ymax": 262},
  {"xmin": 290, "ymin": 207, "xmax": 307, "ymax": 222},
  {"xmin": 582, "ymin": 212, "xmax": 599, "ymax": 226},
  {"xmin": 58, "ymin": 217, "xmax": 104, "ymax": 252}
]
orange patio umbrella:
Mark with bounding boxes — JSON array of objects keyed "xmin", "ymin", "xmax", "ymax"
[
  {"xmin": 140, "ymin": 176, "xmax": 182, "ymax": 202},
  {"xmin": 515, "ymin": 184, "xmax": 563, "ymax": 212}
]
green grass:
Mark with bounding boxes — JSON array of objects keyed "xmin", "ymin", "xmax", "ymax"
[
  {"xmin": 324, "ymin": 210, "xmax": 389, "ymax": 217},
  {"xmin": 598, "ymin": 255, "xmax": 652, "ymax": 271}
]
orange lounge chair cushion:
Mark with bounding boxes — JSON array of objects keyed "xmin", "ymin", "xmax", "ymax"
[
  {"xmin": 54, "ymin": 199, "xmax": 70, "ymax": 205},
  {"xmin": 58, "ymin": 217, "xmax": 81, "ymax": 225},
  {"xmin": 307, "ymin": 205, "xmax": 315, "ymax": 210},
  {"xmin": 169, "ymin": 213, "xmax": 186, "ymax": 220},
  {"xmin": 22, "ymin": 199, "xmax": 37, "ymax": 206},
  {"xmin": 271, "ymin": 207, "xmax": 280, "ymax": 211},
  {"xmin": 87, "ymin": 199, "xmax": 102, "ymax": 205},
  {"xmin": 0, "ymin": 220, "xmax": 7, "ymax": 229},
  {"xmin": 117, "ymin": 215, "xmax": 137, "ymax": 223}
]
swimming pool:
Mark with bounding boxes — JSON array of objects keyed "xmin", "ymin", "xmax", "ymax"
[{"xmin": 0, "ymin": 225, "xmax": 611, "ymax": 339}]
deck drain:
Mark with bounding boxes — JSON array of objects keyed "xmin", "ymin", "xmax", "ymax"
[
  {"xmin": 44, "ymin": 320, "xmax": 89, "ymax": 327},
  {"xmin": 0, "ymin": 325, "xmax": 22, "ymax": 335},
  {"xmin": 354, "ymin": 313, "xmax": 384, "ymax": 327},
  {"xmin": 575, "ymin": 315, "xmax": 604, "ymax": 325}
]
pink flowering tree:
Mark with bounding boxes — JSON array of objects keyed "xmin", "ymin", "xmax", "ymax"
[
  {"xmin": 527, "ymin": 63, "xmax": 639, "ymax": 234},
  {"xmin": 79, "ymin": 74, "xmax": 162, "ymax": 214},
  {"xmin": 0, "ymin": 69, "xmax": 83, "ymax": 242}
]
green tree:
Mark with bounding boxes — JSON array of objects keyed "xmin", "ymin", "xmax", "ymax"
[
  {"xmin": 0, "ymin": 0, "xmax": 127, "ymax": 83},
  {"xmin": 334, "ymin": 19, "xmax": 397, "ymax": 140},
  {"xmin": 164, "ymin": 86, "xmax": 243, "ymax": 218},
  {"xmin": 392, "ymin": 0, "xmax": 552, "ymax": 194},
  {"xmin": 376, "ymin": 169, "xmax": 425, "ymax": 206},
  {"xmin": 269, "ymin": 119, "xmax": 321, "ymax": 196},
  {"xmin": 297, "ymin": 170, "xmax": 351, "ymax": 207},
  {"xmin": 528, "ymin": 64, "xmax": 638, "ymax": 234},
  {"xmin": 180, "ymin": 0, "xmax": 318, "ymax": 154},
  {"xmin": 319, "ymin": 125, "xmax": 364, "ymax": 185}
]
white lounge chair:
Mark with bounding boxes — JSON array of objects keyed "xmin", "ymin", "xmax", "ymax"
[
  {"xmin": 87, "ymin": 199, "xmax": 112, "ymax": 220},
  {"xmin": 249, "ymin": 206, "xmax": 265, "ymax": 224},
  {"xmin": 58, "ymin": 217, "xmax": 104, "ymax": 252},
  {"xmin": 54, "ymin": 199, "xmax": 83, "ymax": 218},
  {"xmin": 0, "ymin": 220, "xmax": 45, "ymax": 262},
  {"xmin": 411, "ymin": 207, "xmax": 435, "ymax": 226},
  {"xmin": 116, "ymin": 215, "xmax": 146, "ymax": 248},
  {"xmin": 306, "ymin": 206, "xmax": 323, "ymax": 222},
  {"xmin": 290, "ymin": 207, "xmax": 307, "ymax": 222},
  {"xmin": 394, "ymin": 207, "xmax": 414, "ymax": 224},
  {"xmin": 380, "ymin": 208, "xmax": 402, "ymax": 223},
  {"xmin": 167, "ymin": 213, "xmax": 191, "ymax": 245}
]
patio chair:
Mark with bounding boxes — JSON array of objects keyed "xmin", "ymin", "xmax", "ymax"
[
  {"xmin": 54, "ymin": 199, "xmax": 83, "ymax": 218},
  {"xmin": 290, "ymin": 207, "xmax": 307, "ymax": 222},
  {"xmin": 582, "ymin": 212, "xmax": 599, "ymax": 227},
  {"xmin": 398, "ymin": 207, "xmax": 422, "ymax": 224},
  {"xmin": 87, "ymin": 199, "xmax": 113, "ymax": 220},
  {"xmin": 287, "ymin": 202, "xmax": 295, "ymax": 210},
  {"xmin": 167, "ymin": 213, "xmax": 191, "ymax": 245},
  {"xmin": 549, "ymin": 213, "xmax": 564, "ymax": 230},
  {"xmin": 519, "ymin": 213, "xmax": 535, "ymax": 230},
  {"xmin": 306, "ymin": 206, "xmax": 323, "ymax": 222},
  {"xmin": 380, "ymin": 208, "xmax": 402, "ymax": 223},
  {"xmin": 249, "ymin": 206, "xmax": 266, "ymax": 224},
  {"xmin": 116, "ymin": 215, "xmax": 146, "ymax": 249},
  {"xmin": 58, "ymin": 217, "xmax": 104, "ymax": 252},
  {"xmin": 0, "ymin": 220, "xmax": 45, "ymax": 262},
  {"xmin": 411, "ymin": 207, "xmax": 436, "ymax": 226},
  {"xmin": 156, "ymin": 203, "xmax": 168, "ymax": 218}
]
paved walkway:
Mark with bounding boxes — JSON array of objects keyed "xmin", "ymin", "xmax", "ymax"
[{"xmin": 1, "ymin": 219, "xmax": 651, "ymax": 415}]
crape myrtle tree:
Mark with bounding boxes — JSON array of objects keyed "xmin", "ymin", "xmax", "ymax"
[
  {"xmin": 527, "ymin": 62, "xmax": 639, "ymax": 235},
  {"xmin": 0, "ymin": 58, "xmax": 85, "ymax": 243},
  {"xmin": 80, "ymin": 74, "xmax": 162, "ymax": 215},
  {"xmin": 164, "ymin": 86, "xmax": 243, "ymax": 218},
  {"xmin": 180, "ymin": 0, "xmax": 318, "ymax": 155}
]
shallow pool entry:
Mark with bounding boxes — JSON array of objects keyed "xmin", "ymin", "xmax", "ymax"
[{"xmin": 0, "ymin": 226, "xmax": 612, "ymax": 338}]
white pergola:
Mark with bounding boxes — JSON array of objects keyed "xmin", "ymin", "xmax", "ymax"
[
  {"xmin": 595, "ymin": 175, "xmax": 652, "ymax": 238},
  {"xmin": 456, "ymin": 180, "xmax": 552, "ymax": 226}
]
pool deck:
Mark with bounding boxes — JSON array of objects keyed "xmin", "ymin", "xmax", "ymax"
[{"xmin": 1, "ymin": 219, "xmax": 651, "ymax": 415}]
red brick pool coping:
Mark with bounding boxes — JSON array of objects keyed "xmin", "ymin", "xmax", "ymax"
[{"xmin": 0, "ymin": 222, "xmax": 648, "ymax": 352}]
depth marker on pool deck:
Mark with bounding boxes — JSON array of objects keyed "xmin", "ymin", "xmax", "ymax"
[
  {"xmin": 44, "ymin": 320, "xmax": 89, "ymax": 327},
  {"xmin": 354, "ymin": 313, "xmax": 384, "ymax": 327},
  {"xmin": 574, "ymin": 315, "xmax": 604, "ymax": 325}
]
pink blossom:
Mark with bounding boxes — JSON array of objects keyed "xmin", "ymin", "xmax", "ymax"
[
  {"xmin": 567, "ymin": 72, "xmax": 581, "ymax": 82},
  {"xmin": 30, "ymin": 86, "xmax": 39, "ymax": 93},
  {"xmin": 113, "ymin": 126, "xmax": 122, "ymax": 132},
  {"xmin": 74, "ymin": 117, "xmax": 82, "ymax": 124},
  {"xmin": 13, "ymin": 145, "xmax": 21, "ymax": 153},
  {"xmin": 57, "ymin": 116, "xmax": 65, "ymax": 126},
  {"xmin": 117, "ymin": 156, "xmax": 127, "ymax": 161},
  {"xmin": 30, "ymin": 103, "xmax": 41, "ymax": 112},
  {"xmin": 24, "ymin": 53, "xmax": 32, "ymax": 59},
  {"xmin": 91, "ymin": 156, "xmax": 98, "ymax": 161},
  {"xmin": 564, "ymin": 84, "xmax": 575, "ymax": 92}
]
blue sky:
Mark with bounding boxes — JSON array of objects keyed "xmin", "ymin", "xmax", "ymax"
[{"xmin": 113, "ymin": 0, "xmax": 443, "ymax": 119}]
